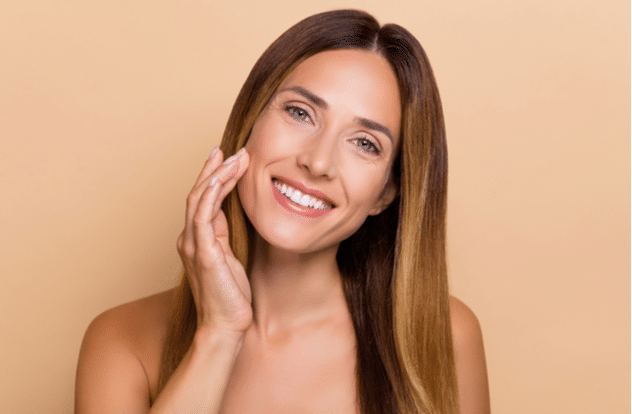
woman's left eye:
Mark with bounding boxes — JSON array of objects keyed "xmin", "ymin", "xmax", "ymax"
[{"xmin": 354, "ymin": 137, "xmax": 381, "ymax": 155}]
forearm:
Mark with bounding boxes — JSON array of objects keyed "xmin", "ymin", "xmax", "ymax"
[{"xmin": 149, "ymin": 328, "xmax": 243, "ymax": 414}]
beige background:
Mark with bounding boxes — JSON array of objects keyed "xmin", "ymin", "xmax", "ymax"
[{"xmin": 0, "ymin": 0, "xmax": 628, "ymax": 413}]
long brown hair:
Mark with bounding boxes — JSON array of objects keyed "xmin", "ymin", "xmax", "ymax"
[{"xmin": 157, "ymin": 9, "xmax": 457, "ymax": 414}]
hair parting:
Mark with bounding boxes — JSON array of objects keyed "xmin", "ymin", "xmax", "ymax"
[{"xmin": 157, "ymin": 9, "xmax": 458, "ymax": 414}]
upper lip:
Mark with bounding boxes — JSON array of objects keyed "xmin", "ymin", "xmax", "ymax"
[{"xmin": 273, "ymin": 176, "xmax": 336, "ymax": 207}]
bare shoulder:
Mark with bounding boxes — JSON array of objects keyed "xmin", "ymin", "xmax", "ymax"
[
  {"xmin": 450, "ymin": 296, "xmax": 483, "ymax": 347},
  {"xmin": 90, "ymin": 289, "xmax": 174, "ymax": 339},
  {"xmin": 449, "ymin": 296, "xmax": 491, "ymax": 414},
  {"xmin": 75, "ymin": 289, "xmax": 175, "ymax": 413},
  {"xmin": 81, "ymin": 289, "xmax": 174, "ymax": 358}
]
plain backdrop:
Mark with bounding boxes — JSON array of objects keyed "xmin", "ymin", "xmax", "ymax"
[{"xmin": 0, "ymin": 1, "xmax": 629, "ymax": 413}]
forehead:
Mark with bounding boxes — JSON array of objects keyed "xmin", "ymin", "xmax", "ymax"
[{"xmin": 277, "ymin": 49, "xmax": 402, "ymax": 142}]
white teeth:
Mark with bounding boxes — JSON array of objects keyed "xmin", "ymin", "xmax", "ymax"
[
  {"xmin": 272, "ymin": 179, "xmax": 332, "ymax": 210},
  {"xmin": 290, "ymin": 191, "xmax": 302, "ymax": 204}
]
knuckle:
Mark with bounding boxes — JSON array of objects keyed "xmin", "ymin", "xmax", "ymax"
[
  {"xmin": 195, "ymin": 244, "xmax": 222, "ymax": 269},
  {"xmin": 178, "ymin": 241, "xmax": 195, "ymax": 258},
  {"xmin": 194, "ymin": 255, "xmax": 214, "ymax": 272},
  {"xmin": 186, "ymin": 192, "xmax": 199, "ymax": 208},
  {"xmin": 192, "ymin": 215, "xmax": 208, "ymax": 230}
]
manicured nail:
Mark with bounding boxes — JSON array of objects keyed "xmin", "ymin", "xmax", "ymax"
[
  {"xmin": 223, "ymin": 148, "xmax": 245, "ymax": 165},
  {"xmin": 208, "ymin": 175, "xmax": 219, "ymax": 188},
  {"xmin": 209, "ymin": 145, "xmax": 219, "ymax": 159}
]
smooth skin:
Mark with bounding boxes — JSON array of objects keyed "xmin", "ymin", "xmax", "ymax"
[{"xmin": 75, "ymin": 50, "xmax": 490, "ymax": 414}]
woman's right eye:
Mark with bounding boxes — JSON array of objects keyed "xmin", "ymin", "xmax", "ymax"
[{"xmin": 284, "ymin": 105, "xmax": 312, "ymax": 123}]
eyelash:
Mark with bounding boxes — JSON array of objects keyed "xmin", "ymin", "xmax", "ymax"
[
  {"xmin": 283, "ymin": 104, "xmax": 382, "ymax": 155},
  {"xmin": 354, "ymin": 137, "xmax": 381, "ymax": 155},
  {"xmin": 284, "ymin": 105, "xmax": 312, "ymax": 123}
]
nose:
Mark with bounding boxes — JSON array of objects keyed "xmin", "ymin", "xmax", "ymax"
[{"xmin": 296, "ymin": 131, "xmax": 338, "ymax": 179}]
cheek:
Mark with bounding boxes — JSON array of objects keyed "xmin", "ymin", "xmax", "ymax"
[
  {"xmin": 238, "ymin": 122, "xmax": 286, "ymax": 213},
  {"xmin": 237, "ymin": 168, "xmax": 253, "ymax": 217},
  {"xmin": 341, "ymin": 161, "xmax": 391, "ymax": 208},
  {"xmin": 246, "ymin": 118, "xmax": 293, "ymax": 159}
]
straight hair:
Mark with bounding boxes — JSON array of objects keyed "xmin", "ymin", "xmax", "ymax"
[{"xmin": 157, "ymin": 9, "xmax": 458, "ymax": 414}]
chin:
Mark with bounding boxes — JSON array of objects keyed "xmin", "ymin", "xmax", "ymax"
[{"xmin": 252, "ymin": 221, "xmax": 326, "ymax": 254}]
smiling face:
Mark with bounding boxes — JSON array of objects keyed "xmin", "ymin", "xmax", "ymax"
[{"xmin": 237, "ymin": 49, "xmax": 402, "ymax": 254}]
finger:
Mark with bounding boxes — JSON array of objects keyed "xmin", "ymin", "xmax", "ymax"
[
  {"xmin": 191, "ymin": 150, "xmax": 244, "ymax": 248},
  {"xmin": 191, "ymin": 148, "xmax": 247, "ymax": 224},
  {"xmin": 182, "ymin": 148, "xmax": 223, "ymax": 247},
  {"xmin": 191, "ymin": 148, "xmax": 246, "ymax": 196},
  {"xmin": 193, "ymin": 146, "xmax": 223, "ymax": 188},
  {"xmin": 193, "ymin": 179, "xmax": 223, "ymax": 252},
  {"xmin": 212, "ymin": 150, "xmax": 250, "ymax": 217},
  {"xmin": 184, "ymin": 149, "xmax": 241, "ymax": 246},
  {"xmin": 209, "ymin": 152, "xmax": 249, "ymax": 257}
]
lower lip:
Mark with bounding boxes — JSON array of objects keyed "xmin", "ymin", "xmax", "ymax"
[{"xmin": 271, "ymin": 180, "xmax": 334, "ymax": 219}]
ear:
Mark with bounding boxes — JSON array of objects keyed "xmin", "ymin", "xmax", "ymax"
[{"xmin": 368, "ymin": 177, "xmax": 399, "ymax": 216}]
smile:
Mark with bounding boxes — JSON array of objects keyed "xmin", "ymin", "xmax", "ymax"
[{"xmin": 272, "ymin": 178, "xmax": 334, "ymax": 210}]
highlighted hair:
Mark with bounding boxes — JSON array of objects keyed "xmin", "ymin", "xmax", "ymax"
[{"xmin": 157, "ymin": 10, "xmax": 458, "ymax": 414}]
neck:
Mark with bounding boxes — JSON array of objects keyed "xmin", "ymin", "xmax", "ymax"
[{"xmin": 248, "ymin": 234, "xmax": 349, "ymax": 339}]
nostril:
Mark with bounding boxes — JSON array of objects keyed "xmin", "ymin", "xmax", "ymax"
[{"xmin": 297, "ymin": 152, "xmax": 336, "ymax": 179}]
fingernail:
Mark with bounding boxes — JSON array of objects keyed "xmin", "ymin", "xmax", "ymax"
[
  {"xmin": 209, "ymin": 145, "xmax": 219, "ymax": 159},
  {"xmin": 223, "ymin": 148, "xmax": 245, "ymax": 165},
  {"xmin": 208, "ymin": 175, "xmax": 218, "ymax": 188}
]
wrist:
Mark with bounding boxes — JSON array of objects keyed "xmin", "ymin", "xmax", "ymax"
[{"xmin": 193, "ymin": 325, "xmax": 245, "ymax": 352}]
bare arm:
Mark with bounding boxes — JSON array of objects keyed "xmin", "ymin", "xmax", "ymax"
[
  {"xmin": 450, "ymin": 296, "xmax": 491, "ymax": 414},
  {"xmin": 75, "ymin": 148, "xmax": 252, "ymax": 413},
  {"xmin": 75, "ymin": 309, "xmax": 153, "ymax": 414},
  {"xmin": 148, "ymin": 328, "xmax": 243, "ymax": 413}
]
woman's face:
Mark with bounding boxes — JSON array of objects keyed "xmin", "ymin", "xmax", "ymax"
[{"xmin": 238, "ymin": 49, "xmax": 401, "ymax": 254}]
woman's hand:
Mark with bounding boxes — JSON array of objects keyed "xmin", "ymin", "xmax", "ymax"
[
  {"xmin": 76, "ymin": 147, "xmax": 252, "ymax": 414},
  {"xmin": 177, "ymin": 146, "xmax": 252, "ymax": 340},
  {"xmin": 147, "ymin": 147, "xmax": 252, "ymax": 413}
]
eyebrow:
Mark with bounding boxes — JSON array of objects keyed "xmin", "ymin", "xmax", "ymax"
[
  {"xmin": 354, "ymin": 117, "xmax": 394, "ymax": 143},
  {"xmin": 279, "ymin": 86, "xmax": 328, "ymax": 109},
  {"xmin": 279, "ymin": 85, "xmax": 394, "ymax": 143}
]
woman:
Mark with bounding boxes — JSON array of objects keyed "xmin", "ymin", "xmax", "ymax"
[{"xmin": 75, "ymin": 9, "xmax": 490, "ymax": 414}]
